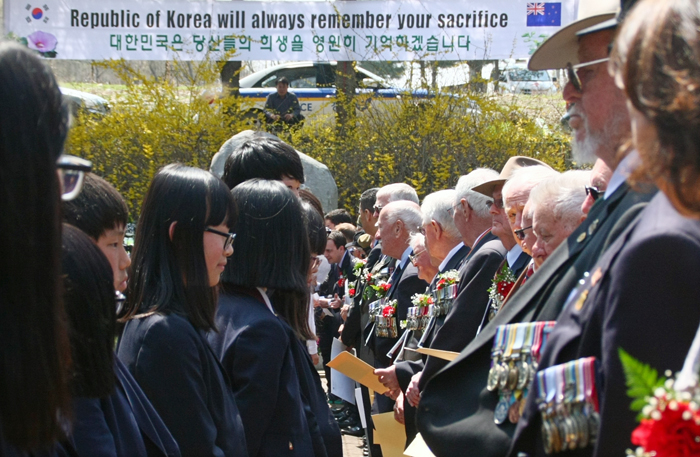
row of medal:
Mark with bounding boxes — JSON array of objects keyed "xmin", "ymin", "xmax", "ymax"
[
  {"xmin": 405, "ymin": 283, "xmax": 460, "ymax": 331},
  {"xmin": 368, "ymin": 298, "xmax": 399, "ymax": 338},
  {"xmin": 488, "ymin": 321, "xmax": 557, "ymax": 425},
  {"xmin": 536, "ymin": 357, "xmax": 600, "ymax": 454}
]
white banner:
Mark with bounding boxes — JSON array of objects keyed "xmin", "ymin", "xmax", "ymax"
[{"xmin": 5, "ymin": 0, "xmax": 575, "ymax": 61}]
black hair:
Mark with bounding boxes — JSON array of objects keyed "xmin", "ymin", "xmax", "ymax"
[
  {"xmin": 0, "ymin": 42, "xmax": 71, "ymax": 450},
  {"xmin": 222, "ymin": 137, "xmax": 304, "ymax": 189},
  {"xmin": 61, "ymin": 225, "xmax": 115, "ymax": 398},
  {"xmin": 122, "ymin": 164, "xmax": 236, "ymax": 332},
  {"xmin": 359, "ymin": 188, "xmax": 379, "ymax": 213},
  {"xmin": 327, "ymin": 231, "xmax": 347, "ymax": 249},
  {"xmin": 63, "ymin": 173, "xmax": 129, "ymax": 240},
  {"xmin": 222, "ymin": 179, "xmax": 313, "ymax": 340},
  {"xmin": 302, "ymin": 201, "xmax": 327, "ymax": 255},
  {"xmin": 324, "ymin": 208, "xmax": 354, "ymax": 226},
  {"xmin": 276, "ymin": 76, "xmax": 290, "ymax": 85},
  {"xmin": 299, "ymin": 188, "xmax": 324, "ymax": 217}
]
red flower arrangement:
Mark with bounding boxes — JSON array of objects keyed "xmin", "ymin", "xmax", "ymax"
[
  {"xmin": 382, "ymin": 304, "xmax": 396, "ymax": 317},
  {"xmin": 631, "ymin": 399, "xmax": 700, "ymax": 456},
  {"xmin": 620, "ymin": 348, "xmax": 700, "ymax": 457}
]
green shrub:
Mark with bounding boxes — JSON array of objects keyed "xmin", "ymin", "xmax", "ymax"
[{"xmin": 65, "ymin": 58, "xmax": 572, "ymax": 218}]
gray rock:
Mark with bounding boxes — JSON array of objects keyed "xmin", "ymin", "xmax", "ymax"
[{"xmin": 210, "ymin": 130, "xmax": 338, "ymax": 212}]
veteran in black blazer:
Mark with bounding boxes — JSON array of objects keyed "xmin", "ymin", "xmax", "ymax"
[
  {"xmin": 207, "ymin": 287, "xmax": 317, "ymax": 457},
  {"xmin": 510, "ymin": 192, "xmax": 700, "ymax": 457},
  {"xmin": 371, "ymin": 201, "xmax": 429, "ymax": 413},
  {"xmin": 413, "ymin": 181, "xmax": 654, "ymax": 457},
  {"xmin": 414, "ymin": 9, "xmax": 658, "ymax": 451}
]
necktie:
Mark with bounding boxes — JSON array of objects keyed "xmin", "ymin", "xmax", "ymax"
[{"xmin": 521, "ymin": 263, "xmax": 535, "ymax": 285}]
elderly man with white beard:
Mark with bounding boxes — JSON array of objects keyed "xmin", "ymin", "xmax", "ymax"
[{"xmin": 414, "ymin": 1, "xmax": 658, "ymax": 455}]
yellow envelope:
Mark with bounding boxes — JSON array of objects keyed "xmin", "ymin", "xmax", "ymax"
[
  {"xmin": 327, "ymin": 351, "xmax": 388, "ymax": 394},
  {"xmin": 409, "ymin": 347, "xmax": 460, "ymax": 361},
  {"xmin": 372, "ymin": 412, "xmax": 406, "ymax": 457},
  {"xmin": 403, "ymin": 433, "xmax": 436, "ymax": 457}
]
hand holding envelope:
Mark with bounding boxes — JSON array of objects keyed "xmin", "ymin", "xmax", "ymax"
[{"xmin": 326, "ymin": 351, "xmax": 388, "ymax": 394}]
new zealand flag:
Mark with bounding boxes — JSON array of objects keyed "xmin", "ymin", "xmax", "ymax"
[{"xmin": 526, "ymin": 2, "xmax": 561, "ymax": 27}]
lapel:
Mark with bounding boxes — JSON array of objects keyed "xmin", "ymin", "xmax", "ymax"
[
  {"xmin": 443, "ymin": 185, "xmax": 633, "ymax": 369},
  {"xmin": 510, "ymin": 250, "xmax": 531, "ymax": 277},
  {"xmin": 387, "ymin": 263, "xmax": 405, "ymax": 300},
  {"xmin": 443, "ymin": 244, "xmax": 471, "ymax": 272}
]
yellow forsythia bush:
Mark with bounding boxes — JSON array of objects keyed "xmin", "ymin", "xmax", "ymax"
[
  {"xmin": 288, "ymin": 87, "xmax": 571, "ymax": 214},
  {"xmin": 66, "ymin": 57, "xmax": 571, "ymax": 218},
  {"xmin": 64, "ymin": 58, "xmax": 252, "ymax": 217}
]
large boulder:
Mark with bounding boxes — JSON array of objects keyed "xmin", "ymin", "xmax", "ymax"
[{"xmin": 210, "ymin": 130, "xmax": 338, "ymax": 212}]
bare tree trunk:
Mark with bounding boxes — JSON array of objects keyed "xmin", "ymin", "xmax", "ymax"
[
  {"xmin": 335, "ymin": 60, "xmax": 357, "ymax": 135},
  {"xmin": 220, "ymin": 61, "xmax": 241, "ymax": 96},
  {"xmin": 469, "ymin": 60, "xmax": 486, "ymax": 93}
]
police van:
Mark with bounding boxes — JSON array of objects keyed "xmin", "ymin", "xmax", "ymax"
[{"xmin": 237, "ymin": 61, "xmax": 432, "ymax": 122}]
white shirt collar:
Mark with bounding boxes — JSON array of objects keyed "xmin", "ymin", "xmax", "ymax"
[
  {"xmin": 398, "ymin": 246, "xmax": 413, "ymax": 270},
  {"xmin": 256, "ymin": 287, "xmax": 276, "ymax": 314},
  {"xmin": 438, "ymin": 242, "xmax": 465, "ymax": 272},
  {"xmin": 506, "ymin": 244, "xmax": 523, "ymax": 268},
  {"xmin": 604, "ymin": 150, "xmax": 640, "ymax": 200}
]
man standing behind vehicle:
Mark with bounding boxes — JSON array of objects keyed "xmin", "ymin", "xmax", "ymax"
[{"xmin": 264, "ymin": 76, "xmax": 303, "ymax": 127}]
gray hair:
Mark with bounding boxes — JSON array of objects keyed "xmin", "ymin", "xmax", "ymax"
[
  {"xmin": 377, "ymin": 183, "xmax": 420, "ymax": 204},
  {"xmin": 529, "ymin": 170, "xmax": 590, "ymax": 230},
  {"xmin": 421, "ymin": 189, "xmax": 461, "ymax": 240},
  {"xmin": 455, "ymin": 168, "xmax": 499, "ymax": 218},
  {"xmin": 502, "ymin": 166, "xmax": 559, "ymax": 207},
  {"xmin": 384, "ymin": 201, "xmax": 423, "ymax": 235},
  {"xmin": 409, "ymin": 232, "xmax": 426, "ymax": 251}
]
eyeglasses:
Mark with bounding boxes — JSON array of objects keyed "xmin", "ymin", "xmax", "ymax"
[
  {"xmin": 310, "ymin": 256, "xmax": 322, "ymax": 269},
  {"xmin": 409, "ymin": 250, "xmax": 426, "ymax": 266},
  {"xmin": 566, "ymin": 57, "xmax": 610, "ymax": 93},
  {"xmin": 373, "ymin": 204, "xmax": 383, "ymax": 214},
  {"xmin": 491, "ymin": 197, "xmax": 504, "ymax": 210},
  {"xmin": 514, "ymin": 225, "xmax": 533, "ymax": 241},
  {"xmin": 56, "ymin": 154, "xmax": 92, "ymax": 201},
  {"xmin": 204, "ymin": 227, "xmax": 236, "ymax": 250},
  {"xmin": 585, "ymin": 186, "xmax": 601, "ymax": 201}
]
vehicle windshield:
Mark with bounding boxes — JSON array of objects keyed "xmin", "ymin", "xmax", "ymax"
[{"xmin": 507, "ymin": 69, "xmax": 550, "ymax": 82}]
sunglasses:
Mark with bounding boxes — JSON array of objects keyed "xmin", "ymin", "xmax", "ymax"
[
  {"xmin": 566, "ymin": 57, "xmax": 610, "ymax": 93},
  {"xmin": 514, "ymin": 225, "xmax": 533, "ymax": 241},
  {"xmin": 204, "ymin": 227, "xmax": 236, "ymax": 250},
  {"xmin": 310, "ymin": 256, "xmax": 322, "ymax": 269},
  {"xmin": 373, "ymin": 204, "xmax": 383, "ymax": 214},
  {"xmin": 491, "ymin": 197, "xmax": 504, "ymax": 210},
  {"xmin": 585, "ymin": 186, "xmax": 601, "ymax": 201},
  {"xmin": 56, "ymin": 154, "xmax": 92, "ymax": 201}
]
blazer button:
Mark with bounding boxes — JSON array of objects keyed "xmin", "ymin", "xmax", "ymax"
[{"xmin": 289, "ymin": 442, "xmax": 294, "ymax": 451}]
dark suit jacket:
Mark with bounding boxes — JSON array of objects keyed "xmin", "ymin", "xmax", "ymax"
[
  {"xmin": 415, "ymin": 183, "xmax": 655, "ymax": 457},
  {"xmin": 371, "ymin": 260, "xmax": 428, "ymax": 369},
  {"xmin": 394, "ymin": 235, "xmax": 502, "ymax": 391},
  {"xmin": 341, "ymin": 245, "xmax": 383, "ymax": 348},
  {"xmin": 206, "ymin": 288, "xmax": 316, "ymax": 457},
  {"xmin": 70, "ymin": 357, "xmax": 180, "ymax": 457},
  {"xmin": 510, "ymin": 192, "xmax": 700, "ymax": 457},
  {"xmin": 117, "ymin": 313, "xmax": 247, "ymax": 457}
]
